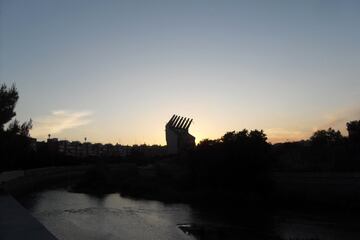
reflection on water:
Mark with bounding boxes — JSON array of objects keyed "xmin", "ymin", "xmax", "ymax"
[
  {"xmin": 18, "ymin": 189, "xmax": 360, "ymax": 240},
  {"xmin": 20, "ymin": 189, "xmax": 197, "ymax": 240}
]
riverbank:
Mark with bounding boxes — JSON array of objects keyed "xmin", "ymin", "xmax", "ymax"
[
  {"xmin": 10, "ymin": 164, "xmax": 360, "ymax": 213},
  {"xmin": 71, "ymin": 163, "xmax": 360, "ymax": 213},
  {"xmin": 0, "ymin": 166, "xmax": 92, "ymax": 196}
]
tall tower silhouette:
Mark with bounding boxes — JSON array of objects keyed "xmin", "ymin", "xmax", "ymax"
[{"xmin": 165, "ymin": 114, "xmax": 195, "ymax": 154}]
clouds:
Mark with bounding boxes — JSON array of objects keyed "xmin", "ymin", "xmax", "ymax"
[
  {"xmin": 31, "ymin": 110, "xmax": 93, "ymax": 138},
  {"xmin": 266, "ymin": 128, "xmax": 309, "ymax": 143},
  {"xmin": 29, "ymin": 106, "xmax": 360, "ymax": 144},
  {"xmin": 266, "ymin": 106, "xmax": 360, "ymax": 143},
  {"xmin": 316, "ymin": 106, "xmax": 360, "ymax": 133}
]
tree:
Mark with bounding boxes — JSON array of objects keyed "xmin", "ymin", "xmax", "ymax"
[
  {"xmin": 310, "ymin": 128, "xmax": 344, "ymax": 146},
  {"xmin": 221, "ymin": 131, "xmax": 237, "ymax": 143},
  {"xmin": 7, "ymin": 119, "xmax": 21, "ymax": 135},
  {"xmin": 0, "ymin": 83, "xmax": 32, "ymax": 135},
  {"xmin": 249, "ymin": 129, "xmax": 267, "ymax": 143},
  {"xmin": 191, "ymin": 129, "xmax": 270, "ymax": 195},
  {"xmin": 0, "ymin": 84, "xmax": 18, "ymax": 130},
  {"xmin": 19, "ymin": 120, "xmax": 33, "ymax": 137},
  {"xmin": 7, "ymin": 118, "xmax": 33, "ymax": 137},
  {"xmin": 0, "ymin": 83, "xmax": 33, "ymax": 171},
  {"xmin": 197, "ymin": 138, "xmax": 219, "ymax": 148},
  {"xmin": 347, "ymin": 120, "xmax": 360, "ymax": 143}
]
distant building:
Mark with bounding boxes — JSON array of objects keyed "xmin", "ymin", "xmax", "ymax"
[
  {"xmin": 43, "ymin": 138, "xmax": 131, "ymax": 158},
  {"xmin": 47, "ymin": 138, "xmax": 59, "ymax": 152},
  {"xmin": 165, "ymin": 114, "xmax": 195, "ymax": 154}
]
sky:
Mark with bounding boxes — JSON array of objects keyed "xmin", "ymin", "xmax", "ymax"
[{"xmin": 1, "ymin": 0, "xmax": 360, "ymax": 145}]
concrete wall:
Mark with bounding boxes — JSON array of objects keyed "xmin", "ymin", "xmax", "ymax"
[
  {"xmin": 0, "ymin": 192, "xmax": 58, "ymax": 240},
  {"xmin": 166, "ymin": 128, "xmax": 178, "ymax": 154}
]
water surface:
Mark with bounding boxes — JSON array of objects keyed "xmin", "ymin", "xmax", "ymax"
[
  {"xmin": 20, "ymin": 189, "xmax": 198, "ymax": 240},
  {"xmin": 19, "ymin": 189, "xmax": 360, "ymax": 240}
]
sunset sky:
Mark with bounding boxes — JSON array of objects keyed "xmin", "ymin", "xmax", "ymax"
[{"xmin": 1, "ymin": 0, "xmax": 360, "ymax": 145}]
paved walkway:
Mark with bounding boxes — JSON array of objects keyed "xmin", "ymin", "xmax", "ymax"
[{"xmin": 0, "ymin": 189, "xmax": 57, "ymax": 240}]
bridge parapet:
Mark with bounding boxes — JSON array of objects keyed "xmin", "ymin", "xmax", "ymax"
[{"xmin": 0, "ymin": 192, "xmax": 58, "ymax": 239}]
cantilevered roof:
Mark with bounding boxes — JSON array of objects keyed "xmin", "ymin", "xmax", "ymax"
[{"xmin": 166, "ymin": 114, "xmax": 193, "ymax": 131}]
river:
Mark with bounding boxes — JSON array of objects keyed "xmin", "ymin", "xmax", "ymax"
[{"xmin": 18, "ymin": 189, "xmax": 360, "ymax": 240}]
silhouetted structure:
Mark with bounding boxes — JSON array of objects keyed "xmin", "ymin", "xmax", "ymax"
[
  {"xmin": 165, "ymin": 115, "xmax": 195, "ymax": 154},
  {"xmin": 43, "ymin": 138, "xmax": 130, "ymax": 158}
]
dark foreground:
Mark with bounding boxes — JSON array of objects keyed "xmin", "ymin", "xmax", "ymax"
[
  {"xmin": 17, "ymin": 188, "xmax": 360, "ymax": 240},
  {"xmin": 0, "ymin": 190, "xmax": 57, "ymax": 240}
]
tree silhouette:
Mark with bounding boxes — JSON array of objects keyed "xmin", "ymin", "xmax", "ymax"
[
  {"xmin": 347, "ymin": 120, "xmax": 360, "ymax": 143},
  {"xmin": 0, "ymin": 84, "xmax": 32, "ymax": 136},
  {"xmin": 7, "ymin": 118, "xmax": 33, "ymax": 137},
  {"xmin": 189, "ymin": 129, "xmax": 270, "ymax": 206},
  {"xmin": 7, "ymin": 119, "xmax": 21, "ymax": 135},
  {"xmin": 0, "ymin": 83, "xmax": 33, "ymax": 171},
  {"xmin": 0, "ymin": 84, "xmax": 18, "ymax": 130},
  {"xmin": 310, "ymin": 128, "xmax": 344, "ymax": 146}
]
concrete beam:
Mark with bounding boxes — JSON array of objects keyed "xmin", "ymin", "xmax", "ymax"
[
  {"xmin": 172, "ymin": 116, "xmax": 181, "ymax": 128},
  {"xmin": 176, "ymin": 117, "xmax": 185, "ymax": 128},
  {"xmin": 185, "ymin": 119, "xmax": 193, "ymax": 130},
  {"xmin": 167, "ymin": 114, "xmax": 176, "ymax": 126},
  {"xmin": 181, "ymin": 118, "xmax": 190, "ymax": 130}
]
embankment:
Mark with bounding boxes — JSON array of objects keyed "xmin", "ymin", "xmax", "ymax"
[
  {"xmin": 0, "ymin": 166, "xmax": 92, "ymax": 196},
  {"xmin": 270, "ymin": 172, "xmax": 360, "ymax": 209}
]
